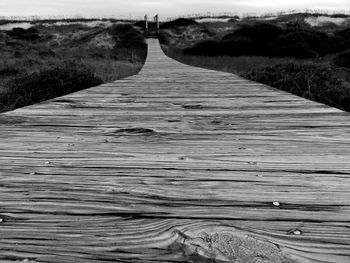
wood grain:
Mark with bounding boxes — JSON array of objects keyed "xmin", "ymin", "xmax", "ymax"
[{"xmin": 0, "ymin": 39, "xmax": 349, "ymax": 263}]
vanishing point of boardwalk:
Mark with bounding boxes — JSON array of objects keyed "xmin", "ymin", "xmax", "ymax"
[{"xmin": 0, "ymin": 39, "xmax": 349, "ymax": 262}]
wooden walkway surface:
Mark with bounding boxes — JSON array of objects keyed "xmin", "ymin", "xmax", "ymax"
[{"xmin": 0, "ymin": 39, "xmax": 349, "ymax": 263}]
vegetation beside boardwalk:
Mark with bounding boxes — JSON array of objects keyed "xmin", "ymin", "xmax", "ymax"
[
  {"xmin": 1, "ymin": 64, "xmax": 103, "ymax": 110},
  {"xmin": 245, "ymin": 63, "xmax": 350, "ymax": 111},
  {"xmin": 183, "ymin": 23, "xmax": 350, "ymax": 58},
  {"xmin": 0, "ymin": 21, "xmax": 147, "ymax": 113},
  {"xmin": 160, "ymin": 15, "xmax": 350, "ymax": 112}
]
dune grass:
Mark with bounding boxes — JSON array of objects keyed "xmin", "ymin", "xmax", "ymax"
[
  {"xmin": 183, "ymin": 23, "xmax": 350, "ymax": 58},
  {"xmin": 161, "ymin": 45, "xmax": 299, "ymax": 74},
  {"xmin": 159, "ymin": 16, "xmax": 350, "ymax": 112},
  {"xmin": 161, "ymin": 44, "xmax": 350, "ymax": 112},
  {"xmin": 0, "ymin": 22, "xmax": 147, "ymax": 112}
]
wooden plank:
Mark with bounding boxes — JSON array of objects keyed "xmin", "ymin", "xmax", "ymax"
[{"xmin": 0, "ymin": 38, "xmax": 349, "ymax": 263}]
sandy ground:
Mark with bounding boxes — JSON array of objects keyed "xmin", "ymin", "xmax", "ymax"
[
  {"xmin": 0, "ymin": 20, "xmax": 127, "ymax": 31},
  {"xmin": 195, "ymin": 17, "xmax": 231, "ymax": 22},
  {"xmin": 304, "ymin": 16, "xmax": 349, "ymax": 26},
  {"xmin": 0, "ymin": 22, "xmax": 32, "ymax": 30},
  {"xmin": 41, "ymin": 21, "xmax": 117, "ymax": 28}
]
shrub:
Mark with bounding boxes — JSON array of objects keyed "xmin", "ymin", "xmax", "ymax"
[
  {"xmin": 246, "ymin": 62, "xmax": 350, "ymax": 111},
  {"xmin": 158, "ymin": 31, "xmax": 170, "ymax": 45},
  {"xmin": 273, "ymin": 42, "xmax": 318, "ymax": 58},
  {"xmin": 221, "ymin": 38, "xmax": 256, "ymax": 56},
  {"xmin": 273, "ymin": 30, "xmax": 330, "ymax": 57},
  {"xmin": 333, "ymin": 28, "xmax": 350, "ymax": 52},
  {"xmin": 184, "ymin": 40, "xmax": 221, "ymax": 56},
  {"xmin": 160, "ymin": 18, "xmax": 197, "ymax": 29},
  {"xmin": 0, "ymin": 65, "xmax": 20, "ymax": 77},
  {"xmin": 332, "ymin": 50, "xmax": 350, "ymax": 69},
  {"xmin": 223, "ymin": 23, "xmax": 283, "ymax": 41},
  {"xmin": 1, "ymin": 63, "xmax": 103, "ymax": 110},
  {"xmin": 6, "ymin": 27, "xmax": 40, "ymax": 41},
  {"xmin": 107, "ymin": 23, "xmax": 147, "ymax": 61},
  {"xmin": 38, "ymin": 49, "xmax": 56, "ymax": 58},
  {"xmin": 221, "ymin": 24, "xmax": 284, "ymax": 56},
  {"xmin": 184, "ymin": 37, "xmax": 259, "ymax": 57},
  {"xmin": 134, "ymin": 20, "xmax": 146, "ymax": 28},
  {"xmin": 335, "ymin": 27, "xmax": 350, "ymax": 39},
  {"xmin": 188, "ymin": 23, "xmax": 341, "ymax": 58},
  {"xmin": 108, "ymin": 24, "xmax": 146, "ymax": 48}
]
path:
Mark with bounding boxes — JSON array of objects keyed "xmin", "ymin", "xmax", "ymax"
[{"xmin": 0, "ymin": 39, "xmax": 349, "ymax": 263}]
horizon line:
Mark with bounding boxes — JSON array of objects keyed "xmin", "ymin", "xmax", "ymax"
[{"xmin": 1, "ymin": 8, "xmax": 350, "ymax": 22}]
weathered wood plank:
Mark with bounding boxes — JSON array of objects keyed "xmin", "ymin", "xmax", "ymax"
[{"xmin": 0, "ymin": 39, "xmax": 349, "ymax": 263}]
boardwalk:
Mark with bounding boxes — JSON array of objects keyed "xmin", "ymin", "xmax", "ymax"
[{"xmin": 0, "ymin": 39, "xmax": 349, "ymax": 263}]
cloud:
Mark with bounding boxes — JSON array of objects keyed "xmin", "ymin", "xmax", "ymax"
[
  {"xmin": 232, "ymin": 0, "xmax": 349, "ymax": 8},
  {"xmin": 0, "ymin": 0, "xmax": 349, "ymax": 18}
]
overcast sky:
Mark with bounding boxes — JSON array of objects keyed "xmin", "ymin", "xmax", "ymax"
[{"xmin": 0, "ymin": 0, "xmax": 349, "ymax": 19}]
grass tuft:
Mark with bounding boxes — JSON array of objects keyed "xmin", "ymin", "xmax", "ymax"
[
  {"xmin": 332, "ymin": 49, "xmax": 350, "ymax": 69},
  {"xmin": 245, "ymin": 62, "xmax": 350, "ymax": 111},
  {"xmin": 0, "ymin": 63, "xmax": 103, "ymax": 111}
]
